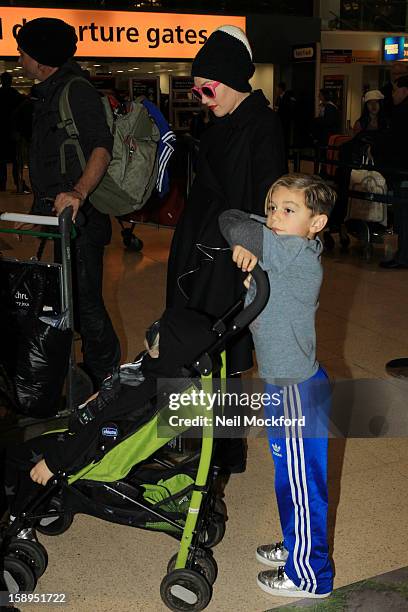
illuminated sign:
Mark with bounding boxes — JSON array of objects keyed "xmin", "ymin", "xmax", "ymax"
[
  {"xmin": 0, "ymin": 7, "xmax": 245, "ymax": 58},
  {"xmin": 292, "ymin": 44, "xmax": 316, "ymax": 61},
  {"xmin": 383, "ymin": 36, "xmax": 407, "ymax": 61}
]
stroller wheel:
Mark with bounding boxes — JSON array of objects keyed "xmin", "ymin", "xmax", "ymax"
[
  {"xmin": 121, "ymin": 228, "xmax": 144, "ymax": 252},
  {"xmin": 167, "ymin": 550, "xmax": 218, "ymax": 585},
  {"xmin": 7, "ymin": 539, "xmax": 48, "ymax": 579},
  {"xmin": 36, "ymin": 498, "xmax": 73, "ymax": 536},
  {"xmin": 200, "ymin": 516, "xmax": 226, "ymax": 548},
  {"xmin": 161, "ymin": 568, "xmax": 212, "ymax": 611},
  {"xmin": 3, "ymin": 555, "xmax": 37, "ymax": 593}
]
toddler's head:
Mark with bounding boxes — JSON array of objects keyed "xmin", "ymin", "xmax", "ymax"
[{"xmin": 264, "ymin": 173, "xmax": 336, "ymax": 239}]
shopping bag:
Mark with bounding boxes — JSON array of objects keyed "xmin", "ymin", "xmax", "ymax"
[
  {"xmin": 0, "ymin": 259, "xmax": 72, "ymax": 418},
  {"xmin": 347, "ymin": 168, "xmax": 387, "ymax": 225}
]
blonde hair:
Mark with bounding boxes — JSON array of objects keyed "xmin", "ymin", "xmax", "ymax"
[{"xmin": 265, "ymin": 173, "xmax": 336, "ymax": 217}]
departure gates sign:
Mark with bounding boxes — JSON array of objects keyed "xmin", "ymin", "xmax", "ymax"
[{"xmin": 0, "ymin": 7, "xmax": 246, "ymax": 58}]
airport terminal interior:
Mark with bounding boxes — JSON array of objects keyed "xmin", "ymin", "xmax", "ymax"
[
  {"xmin": 1, "ymin": 4, "xmax": 408, "ymax": 610},
  {"xmin": 1, "ymin": 176, "xmax": 408, "ymax": 611}
]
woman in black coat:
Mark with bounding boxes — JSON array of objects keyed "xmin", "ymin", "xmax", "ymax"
[{"xmin": 167, "ymin": 25, "xmax": 286, "ymax": 376}]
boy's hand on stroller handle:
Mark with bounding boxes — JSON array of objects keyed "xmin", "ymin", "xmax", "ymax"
[
  {"xmin": 232, "ymin": 245, "xmax": 258, "ymax": 273},
  {"xmin": 30, "ymin": 459, "xmax": 54, "ymax": 486}
]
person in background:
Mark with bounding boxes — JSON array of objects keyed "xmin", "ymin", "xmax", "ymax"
[
  {"xmin": 375, "ymin": 75, "xmax": 408, "ymax": 269},
  {"xmin": 381, "ymin": 61, "xmax": 408, "ymax": 118},
  {"xmin": 0, "ymin": 72, "xmax": 24, "ymax": 192},
  {"xmin": 275, "ymin": 81, "xmax": 296, "ymax": 160},
  {"xmin": 334, "ymin": 90, "xmax": 388, "ymax": 231},
  {"xmin": 312, "ymin": 89, "xmax": 341, "ymax": 148},
  {"xmin": 353, "ymin": 89, "xmax": 388, "ymax": 134},
  {"xmin": 10, "ymin": 93, "xmax": 33, "ymax": 194}
]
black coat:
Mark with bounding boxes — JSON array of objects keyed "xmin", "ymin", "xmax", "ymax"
[
  {"xmin": 373, "ymin": 96, "xmax": 408, "ymax": 180},
  {"xmin": 29, "ymin": 60, "xmax": 113, "ymax": 203},
  {"xmin": 167, "ymin": 90, "xmax": 286, "ymax": 373}
]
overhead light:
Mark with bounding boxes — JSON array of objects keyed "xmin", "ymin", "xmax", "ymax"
[
  {"xmin": 133, "ymin": 67, "xmax": 140, "ymax": 70},
  {"xmin": 147, "ymin": 71, "xmax": 153, "ymax": 74},
  {"xmin": 167, "ymin": 69, "xmax": 173, "ymax": 72},
  {"xmin": 93, "ymin": 64, "xmax": 101, "ymax": 67},
  {"xmin": 117, "ymin": 70, "xmax": 124, "ymax": 73},
  {"xmin": 17, "ymin": 76, "xmax": 23, "ymax": 79}
]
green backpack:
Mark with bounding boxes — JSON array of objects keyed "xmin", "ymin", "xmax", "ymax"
[{"xmin": 58, "ymin": 76, "xmax": 160, "ymax": 216}]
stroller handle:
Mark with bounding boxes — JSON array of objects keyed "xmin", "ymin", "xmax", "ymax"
[
  {"xmin": 232, "ymin": 263, "xmax": 270, "ymax": 330},
  {"xmin": 191, "ymin": 264, "xmax": 270, "ymax": 375}
]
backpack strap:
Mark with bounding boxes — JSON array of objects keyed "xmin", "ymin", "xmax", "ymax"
[{"xmin": 57, "ymin": 76, "xmax": 93, "ymax": 176}]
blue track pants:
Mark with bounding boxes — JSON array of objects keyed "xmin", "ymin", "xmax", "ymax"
[{"xmin": 264, "ymin": 367, "xmax": 333, "ymax": 595}]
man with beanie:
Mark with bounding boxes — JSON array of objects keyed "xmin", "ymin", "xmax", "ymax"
[
  {"xmin": 16, "ymin": 18, "xmax": 120, "ymax": 389},
  {"xmin": 166, "ymin": 26, "xmax": 285, "ymax": 473}
]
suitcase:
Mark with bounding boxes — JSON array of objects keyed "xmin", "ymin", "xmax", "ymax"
[{"xmin": 326, "ymin": 134, "xmax": 353, "ymax": 177}]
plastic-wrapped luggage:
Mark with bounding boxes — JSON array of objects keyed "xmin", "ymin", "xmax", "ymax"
[
  {"xmin": 0, "ymin": 259, "xmax": 72, "ymax": 418},
  {"xmin": 347, "ymin": 159, "xmax": 387, "ymax": 226}
]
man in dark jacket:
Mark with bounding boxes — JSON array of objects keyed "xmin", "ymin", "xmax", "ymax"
[
  {"xmin": 375, "ymin": 75, "xmax": 408, "ymax": 268},
  {"xmin": 16, "ymin": 18, "xmax": 120, "ymax": 387},
  {"xmin": 312, "ymin": 88, "xmax": 341, "ymax": 147},
  {"xmin": 0, "ymin": 72, "xmax": 24, "ymax": 191}
]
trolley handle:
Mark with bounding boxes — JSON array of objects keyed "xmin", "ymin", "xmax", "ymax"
[
  {"xmin": 0, "ymin": 207, "xmax": 75, "ymax": 240},
  {"xmin": 0, "ymin": 212, "xmax": 58, "ymax": 226}
]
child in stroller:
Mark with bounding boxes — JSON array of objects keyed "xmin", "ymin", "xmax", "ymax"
[{"xmin": 1, "ymin": 273, "xmax": 269, "ymax": 611}]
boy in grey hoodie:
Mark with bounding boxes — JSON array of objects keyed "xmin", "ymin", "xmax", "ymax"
[{"xmin": 219, "ymin": 173, "xmax": 336, "ymax": 599}]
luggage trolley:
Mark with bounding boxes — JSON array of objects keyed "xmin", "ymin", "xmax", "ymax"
[{"xmin": 0, "ymin": 207, "xmax": 92, "ymax": 419}]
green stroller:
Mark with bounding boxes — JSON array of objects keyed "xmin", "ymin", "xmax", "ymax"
[{"xmin": 1, "ymin": 265, "xmax": 269, "ymax": 611}]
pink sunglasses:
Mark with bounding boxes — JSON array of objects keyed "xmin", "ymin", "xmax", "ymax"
[{"xmin": 191, "ymin": 81, "xmax": 221, "ymax": 101}]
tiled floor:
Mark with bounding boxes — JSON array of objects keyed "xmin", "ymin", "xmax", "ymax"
[{"xmin": 1, "ymin": 186, "xmax": 408, "ymax": 611}]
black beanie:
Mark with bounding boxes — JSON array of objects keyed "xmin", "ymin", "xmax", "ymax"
[
  {"xmin": 16, "ymin": 18, "xmax": 77, "ymax": 67},
  {"xmin": 191, "ymin": 26, "xmax": 255, "ymax": 93}
]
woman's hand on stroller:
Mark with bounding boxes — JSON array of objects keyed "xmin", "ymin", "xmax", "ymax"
[
  {"xmin": 232, "ymin": 245, "xmax": 258, "ymax": 273},
  {"xmin": 30, "ymin": 459, "xmax": 54, "ymax": 486}
]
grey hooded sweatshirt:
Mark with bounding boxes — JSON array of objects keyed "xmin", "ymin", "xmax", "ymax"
[{"xmin": 219, "ymin": 210, "xmax": 323, "ymax": 386}]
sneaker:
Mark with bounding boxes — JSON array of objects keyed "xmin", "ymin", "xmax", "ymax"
[
  {"xmin": 257, "ymin": 567, "xmax": 332, "ymax": 599},
  {"xmin": 256, "ymin": 541, "xmax": 288, "ymax": 567}
]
